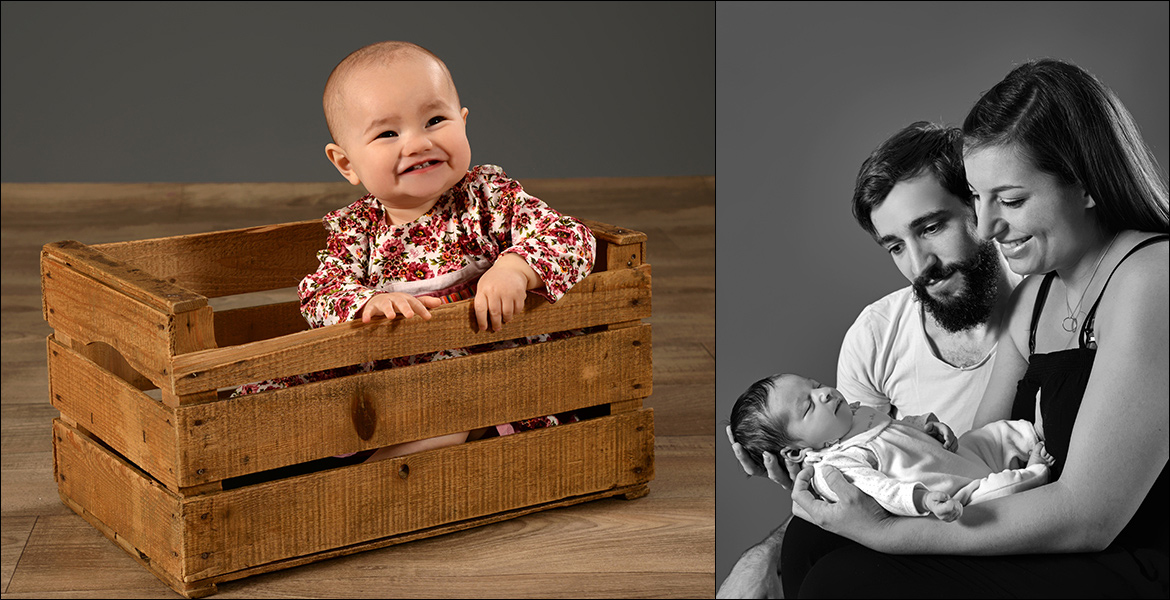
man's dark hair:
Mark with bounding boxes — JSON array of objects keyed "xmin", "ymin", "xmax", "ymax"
[{"xmin": 852, "ymin": 122, "xmax": 969, "ymax": 238}]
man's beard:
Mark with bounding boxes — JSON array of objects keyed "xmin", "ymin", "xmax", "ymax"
[{"xmin": 912, "ymin": 241, "xmax": 1002, "ymax": 333}]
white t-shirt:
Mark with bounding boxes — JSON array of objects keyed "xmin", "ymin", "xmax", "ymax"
[{"xmin": 835, "ymin": 287, "xmax": 995, "ymax": 435}]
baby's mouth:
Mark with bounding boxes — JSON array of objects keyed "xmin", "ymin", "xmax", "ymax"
[{"xmin": 402, "ymin": 160, "xmax": 441, "ymax": 174}]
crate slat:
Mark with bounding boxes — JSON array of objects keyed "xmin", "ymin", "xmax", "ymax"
[
  {"xmin": 53, "ymin": 419, "xmax": 187, "ymax": 581},
  {"xmin": 41, "ymin": 252, "xmax": 212, "ymax": 387},
  {"xmin": 211, "ymin": 300, "xmax": 308, "ymax": 347},
  {"xmin": 171, "ymin": 265, "xmax": 651, "ymax": 394},
  {"xmin": 181, "ymin": 410, "xmax": 654, "ymax": 580},
  {"xmin": 94, "ymin": 221, "xmax": 326, "ymax": 299},
  {"xmin": 174, "ymin": 324, "xmax": 652, "ymax": 486},
  {"xmin": 48, "ymin": 335, "xmax": 180, "ymax": 489}
]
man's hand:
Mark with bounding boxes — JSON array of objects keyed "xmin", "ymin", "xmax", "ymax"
[
  {"xmin": 726, "ymin": 425, "xmax": 801, "ymax": 489},
  {"xmin": 360, "ymin": 292, "xmax": 443, "ymax": 323},
  {"xmin": 474, "ymin": 254, "xmax": 540, "ymax": 332},
  {"xmin": 923, "ymin": 420, "xmax": 958, "ymax": 452},
  {"xmin": 791, "ymin": 465, "xmax": 891, "ymax": 540}
]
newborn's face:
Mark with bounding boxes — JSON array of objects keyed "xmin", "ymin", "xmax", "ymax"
[{"xmin": 771, "ymin": 375, "xmax": 852, "ymax": 450}]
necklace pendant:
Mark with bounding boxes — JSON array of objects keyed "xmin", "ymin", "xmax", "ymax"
[{"xmin": 1062, "ymin": 316, "xmax": 1079, "ymax": 332}]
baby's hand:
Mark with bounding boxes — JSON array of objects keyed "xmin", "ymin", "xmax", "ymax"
[
  {"xmin": 474, "ymin": 254, "xmax": 540, "ymax": 332},
  {"xmin": 1028, "ymin": 442, "xmax": 1057, "ymax": 469},
  {"xmin": 923, "ymin": 420, "xmax": 958, "ymax": 453},
  {"xmin": 924, "ymin": 491, "xmax": 963, "ymax": 522},
  {"xmin": 360, "ymin": 292, "xmax": 443, "ymax": 323}
]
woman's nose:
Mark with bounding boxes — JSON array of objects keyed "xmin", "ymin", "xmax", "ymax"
[{"xmin": 975, "ymin": 200, "xmax": 1004, "ymax": 241}]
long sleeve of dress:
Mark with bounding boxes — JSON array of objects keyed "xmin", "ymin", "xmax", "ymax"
[
  {"xmin": 298, "ymin": 200, "xmax": 384, "ymax": 328},
  {"xmin": 470, "ymin": 166, "xmax": 596, "ymax": 302}
]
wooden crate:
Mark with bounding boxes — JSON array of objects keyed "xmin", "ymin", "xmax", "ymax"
[{"xmin": 42, "ymin": 216, "xmax": 654, "ymax": 597}]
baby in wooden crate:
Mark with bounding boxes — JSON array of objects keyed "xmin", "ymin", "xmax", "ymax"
[
  {"xmin": 231, "ymin": 41, "xmax": 596, "ymax": 462},
  {"xmin": 729, "ymin": 373, "xmax": 1054, "ymax": 521}
]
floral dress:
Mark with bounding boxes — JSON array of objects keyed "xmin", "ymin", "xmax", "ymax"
[{"xmin": 232, "ymin": 165, "xmax": 597, "ymax": 435}]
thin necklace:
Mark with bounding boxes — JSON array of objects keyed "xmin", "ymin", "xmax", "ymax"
[{"xmin": 1062, "ymin": 233, "xmax": 1119, "ymax": 333}]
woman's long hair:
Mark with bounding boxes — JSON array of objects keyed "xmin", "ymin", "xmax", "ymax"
[{"xmin": 962, "ymin": 58, "xmax": 1168, "ymax": 234}]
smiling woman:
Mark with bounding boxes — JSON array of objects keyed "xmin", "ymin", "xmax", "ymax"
[{"xmin": 785, "ymin": 58, "xmax": 1169, "ymax": 599}]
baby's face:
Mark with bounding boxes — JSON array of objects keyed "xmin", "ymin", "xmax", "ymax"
[
  {"xmin": 771, "ymin": 375, "xmax": 852, "ymax": 450},
  {"xmin": 331, "ymin": 55, "xmax": 471, "ymax": 215}
]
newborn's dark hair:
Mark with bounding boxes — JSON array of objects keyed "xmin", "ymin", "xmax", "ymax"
[{"xmin": 729, "ymin": 374, "xmax": 798, "ymax": 471}]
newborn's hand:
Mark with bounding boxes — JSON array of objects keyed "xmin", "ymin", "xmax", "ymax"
[
  {"xmin": 474, "ymin": 254, "xmax": 540, "ymax": 332},
  {"xmin": 360, "ymin": 292, "xmax": 443, "ymax": 323},
  {"xmin": 924, "ymin": 420, "xmax": 958, "ymax": 452},
  {"xmin": 924, "ymin": 491, "xmax": 963, "ymax": 522}
]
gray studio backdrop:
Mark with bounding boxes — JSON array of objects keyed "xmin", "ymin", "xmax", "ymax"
[
  {"xmin": 716, "ymin": 1, "xmax": 1168, "ymax": 590},
  {"xmin": 1, "ymin": 1, "xmax": 713, "ymax": 183}
]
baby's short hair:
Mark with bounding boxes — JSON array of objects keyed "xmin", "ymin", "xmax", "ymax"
[
  {"xmin": 322, "ymin": 41, "xmax": 458, "ymax": 144},
  {"xmin": 729, "ymin": 373, "xmax": 798, "ymax": 471}
]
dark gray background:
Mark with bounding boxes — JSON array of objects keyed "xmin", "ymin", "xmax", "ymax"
[
  {"xmin": 716, "ymin": 1, "xmax": 1168, "ymax": 589},
  {"xmin": 1, "ymin": 1, "xmax": 714, "ymax": 182}
]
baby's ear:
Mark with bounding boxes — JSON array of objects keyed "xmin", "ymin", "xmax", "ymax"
[
  {"xmin": 781, "ymin": 447, "xmax": 807, "ymax": 464},
  {"xmin": 325, "ymin": 143, "xmax": 361, "ymax": 186}
]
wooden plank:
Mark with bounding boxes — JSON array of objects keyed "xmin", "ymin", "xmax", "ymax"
[
  {"xmin": 181, "ymin": 409, "xmax": 654, "ymax": 580},
  {"xmin": 212, "ymin": 300, "xmax": 308, "ymax": 347},
  {"xmin": 63, "ymin": 339, "xmax": 156, "ymax": 392},
  {"xmin": 53, "ymin": 419, "xmax": 186, "ymax": 584},
  {"xmin": 94, "ymin": 220, "xmax": 326, "ymax": 298},
  {"xmin": 56, "ymin": 494, "xmax": 218, "ymax": 598},
  {"xmin": 48, "ymin": 336, "xmax": 179, "ymax": 489},
  {"xmin": 41, "ymin": 254, "xmax": 179, "ymax": 387},
  {"xmin": 42, "ymin": 241, "xmax": 207, "ymax": 314},
  {"xmin": 606, "ymin": 241, "xmax": 645, "ymax": 271},
  {"xmin": 187, "ymin": 483, "xmax": 650, "ymax": 593},
  {"xmin": 578, "ymin": 217, "xmax": 648, "ymax": 246},
  {"xmin": 174, "ymin": 325, "xmax": 653, "ymax": 485},
  {"xmin": 172, "ymin": 265, "xmax": 651, "ymax": 394}
]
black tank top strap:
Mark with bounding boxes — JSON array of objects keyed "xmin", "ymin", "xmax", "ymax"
[
  {"xmin": 1028, "ymin": 272, "xmax": 1059, "ymax": 356},
  {"xmin": 1079, "ymin": 234, "xmax": 1170, "ymax": 349}
]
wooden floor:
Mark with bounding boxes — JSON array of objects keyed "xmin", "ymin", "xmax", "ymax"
[{"xmin": 0, "ymin": 177, "xmax": 715, "ymax": 598}]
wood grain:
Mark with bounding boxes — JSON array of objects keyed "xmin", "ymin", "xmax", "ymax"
[
  {"xmin": 171, "ymin": 265, "xmax": 651, "ymax": 394},
  {"xmin": 175, "ymin": 325, "xmax": 652, "ymax": 486}
]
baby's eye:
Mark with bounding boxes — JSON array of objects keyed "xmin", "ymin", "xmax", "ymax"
[
  {"xmin": 426, "ymin": 116, "xmax": 446, "ymax": 127},
  {"xmin": 376, "ymin": 130, "xmax": 398, "ymax": 139}
]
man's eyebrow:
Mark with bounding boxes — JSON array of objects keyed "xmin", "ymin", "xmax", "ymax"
[
  {"xmin": 908, "ymin": 209, "xmax": 951, "ymax": 230},
  {"xmin": 875, "ymin": 209, "xmax": 951, "ymax": 246}
]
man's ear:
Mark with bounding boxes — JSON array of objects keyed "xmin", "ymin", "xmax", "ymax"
[
  {"xmin": 325, "ymin": 143, "xmax": 361, "ymax": 186},
  {"xmin": 782, "ymin": 447, "xmax": 807, "ymax": 464}
]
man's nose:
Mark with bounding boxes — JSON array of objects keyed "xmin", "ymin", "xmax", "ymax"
[{"xmin": 908, "ymin": 243, "xmax": 938, "ymax": 280}]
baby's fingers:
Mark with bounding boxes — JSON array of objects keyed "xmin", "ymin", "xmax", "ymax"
[{"xmin": 473, "ymin": 293, "xmax": 491, "ymax": 331}]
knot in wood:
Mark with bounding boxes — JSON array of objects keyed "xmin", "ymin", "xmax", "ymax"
[{"xmin": 351, "ymin": 392, "xmax": 377, "ymax": 441}]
